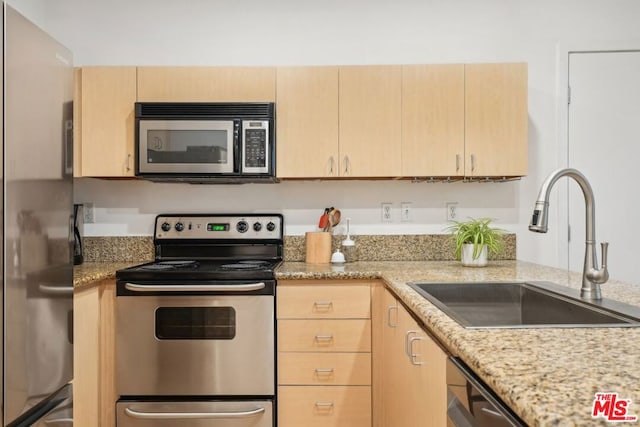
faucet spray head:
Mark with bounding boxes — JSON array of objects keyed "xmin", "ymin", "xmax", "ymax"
[{"xmin": 529, "ymin": 201, "xmax": 549, "ymax": 233}]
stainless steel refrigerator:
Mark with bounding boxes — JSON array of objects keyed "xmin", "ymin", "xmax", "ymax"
[{"xmin": 1, "ymin": 3, "xmax": 74, "ymax": 426}]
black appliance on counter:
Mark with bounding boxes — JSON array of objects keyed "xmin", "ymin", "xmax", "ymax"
[{"xmin": 115, "ymin": 213, "xmax": 283, "ymax": 427}]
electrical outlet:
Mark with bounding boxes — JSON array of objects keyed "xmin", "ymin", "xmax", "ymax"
[
  {"xmin": 83, "ymin": 202, "xmax": 95, "ymax": 224},
  {"xmin": 446, "ymin": 202, "xmax": 458, "ymax": 222},
  {"xmin": 401, "ymin": 202, "xmax": 412, "ymax": 222},
  {"xmin": 381, "ymin": 203, "xmax": 393, "ymax": 223}
]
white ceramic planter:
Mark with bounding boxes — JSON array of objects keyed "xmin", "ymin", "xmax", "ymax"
[{"xmin": 461, "ymin": 244, "xmax": 488, "ymax": 267}]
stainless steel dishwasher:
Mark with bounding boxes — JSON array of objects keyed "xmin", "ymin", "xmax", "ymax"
[{"xmin": 447, "ymin": 357, "xmax": 526, "ymax": 427}]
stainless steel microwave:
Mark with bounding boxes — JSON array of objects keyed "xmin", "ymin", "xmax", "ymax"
[{"xmin": 135, "ymin": 102, "xmax": 276, "ymax": 183}]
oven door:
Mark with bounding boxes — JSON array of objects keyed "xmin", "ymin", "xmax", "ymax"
[
  {"xmin": 116, "ymin": 400, "xmax": 273, "ymax": 427},
  {"xmin": 137, "ymin": 119, "xmax": 237, "ymax": 174},
  {"xmin": 116, "ymin": 289, "xmax": 274, "ymax": 396}
]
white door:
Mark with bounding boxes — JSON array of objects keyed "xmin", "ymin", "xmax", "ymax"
[{"xmin": 568, "ymin": 51, "xmax": 640, "ymax": 283}]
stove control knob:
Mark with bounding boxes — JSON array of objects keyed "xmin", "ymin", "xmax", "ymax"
[
  {"xmin": 253, "ymin": 222, "xmax": 262, "ymax": 232},
  {"xmin": 236, "ymin": 220, "xmax": 249, "ymax": 233},
  {"xmin": 174, "ymin": 222, "xmax": 185, "ymax": 232},
  {"xmin": 161, "ymin": 222, "xmax": 171, "ymax": 232},
  {"xmin": 266, "ymin": 221, "xmax": 276, "ymax": 232}
]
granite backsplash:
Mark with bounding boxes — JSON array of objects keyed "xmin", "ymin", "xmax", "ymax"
[{"xmin": 83, "ymin": 234, "xmax": 516, "ymax": 263}]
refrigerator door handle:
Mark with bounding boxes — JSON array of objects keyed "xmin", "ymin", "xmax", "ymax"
[
  {"xmin": 124, "ymin": 406, "xmax": 266, "ymax": 419},
  {"xmin": 64, "ymin": 119, "xmax": 73, "ymax": 175}
]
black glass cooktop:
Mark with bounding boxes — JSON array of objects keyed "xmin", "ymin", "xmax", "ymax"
[{"xmin": 116, "ymin": 259, "xmax": 280, "ymax": 282}]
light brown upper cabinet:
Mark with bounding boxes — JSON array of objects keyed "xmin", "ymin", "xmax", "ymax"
[
  {"xmin": 276, "ymin": 67, "xmax": 339, "ymax": 178},
  {"xmin": 401, "ymin": 64, "xmax": 465, "ymax": 177},
  {"xmin": 339, "ymin": 66, "xmax": 402, "ymax": 177},
  {"xmin": 464, "ymin": 63, "xmax": 528, "ymax": 177},
  {"xmin": 137, "ymin": 67, "xmax": 276, "ymax": 102},
  {"xmin": 74, "ymin": 66, "xmax": 136, "ymax": 177}
]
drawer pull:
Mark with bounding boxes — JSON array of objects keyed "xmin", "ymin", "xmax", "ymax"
[
  {"xmin": 314, "ymin": 335, "xmax": 334, "ymax": 341},
  {"xmin": 313, "ymin": 301, "xmax": 333, "ymax": 310},
  {"xmin": 314, "ymin": 368, "xmax": 334, "ymax": 374},
  {"xmin": 314, "ymin": 402, "xmax": 334, "ymax": 408}
]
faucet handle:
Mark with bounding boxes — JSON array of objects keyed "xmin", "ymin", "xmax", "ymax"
[{"xmin": 600, "ymin": 242, "xmax": 609, "ymax": 269}]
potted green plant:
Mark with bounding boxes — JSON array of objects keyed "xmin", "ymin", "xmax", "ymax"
[{"xmin": 446, "ymin": 217, "xmax": 505, "ymax": 267}]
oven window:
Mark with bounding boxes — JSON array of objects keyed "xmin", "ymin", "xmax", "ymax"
[{"xmin": 155, "ymin": 307, "xmax": 236, "ymax": 340}]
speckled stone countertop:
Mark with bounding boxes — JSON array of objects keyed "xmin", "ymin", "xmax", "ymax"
[
  {"xmin": 276, "ymin": 260, "xmax": 640, "ymax": 427},
  {"xmin": 73, "ymin": 262, "xmax": 139, "ymax": 290}
]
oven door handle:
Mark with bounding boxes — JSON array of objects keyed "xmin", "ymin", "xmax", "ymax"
[
  {"xmin": 124, "ymin": 406, "xmax": 266, "ymax": 419},
  {"xmin": 124, "ymin": 282, "xmax": 266, "ymax": 292}
]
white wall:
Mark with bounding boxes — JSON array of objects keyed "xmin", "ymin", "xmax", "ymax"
[
  {"xmin": 31, "ymin": 0, "xmax": 640, "ymax": 268},
  {"xmin": 4, "ymin": 0, "xmax": 46, "ymax": 28}
]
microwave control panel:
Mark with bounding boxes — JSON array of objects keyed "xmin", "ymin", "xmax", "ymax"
[{"xmin": 242, "ymin": 120, "xmax": 269, "ymax": 174}]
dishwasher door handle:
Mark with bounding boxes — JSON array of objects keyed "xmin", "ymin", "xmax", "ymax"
[
  {"xmin": 124, "ymin": 282, "xmax": 266, "ymax": 292},
  {"xmin": 124, "ymin": 406, "xmax": 266, "ymax": 419}
]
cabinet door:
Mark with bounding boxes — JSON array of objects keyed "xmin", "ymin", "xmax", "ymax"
[
  {"xmin": 380, "ymin": 289, "xmax": 404, "ymax": 427},
  {"xmin": 137, "ymin": 66, "xmax": 276, "ymax": 102},
  {"xmin": 465, "ymin": 63, "xmax": 528, "ymax": 177},
  {"xmin": 397, "ymin": 302, "xmax": 448, "ymax": 427},
  {"xmin": 74, "ymin": 281, "xmax": 117, "ymax": 427},
  {"xmin": 402, "ymin": 64, "xmax": 465, "ymax": 176},
  {"xmin": 75, "ymin": 67, "xmax": 136, "ymax": 177},
  {"xmin": 339, "ymin": 66, "xmax": 402, "ymax": 177},
  {"xmin": 276, "ymin": 67, "xmax": 339, "ymax": 178}
]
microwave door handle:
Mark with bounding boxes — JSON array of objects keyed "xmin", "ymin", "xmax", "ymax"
[
  {"xmin": 124, "ymin": 282, "xmax": 266, "ymax": 292},
  {"xmin": 234, "ymin": 121, "xmax": 241, "ymax": 173},
  {"xmin": 124, "ymin": 406, "xmax": 266, "ymax": 420}
]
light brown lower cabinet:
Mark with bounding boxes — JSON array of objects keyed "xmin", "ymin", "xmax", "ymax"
[
  {"xmin": 277, "ymin": 280, "xmax": 447, "ymax": 427},
  {"xmin": 277, "ymin": 280, "xmax": 373, "ymax": 427},
  {"xmin": 378, "ymin": 287, "xmax": 448, "ymax": 427},
  {"xmin": 73, "ymin": 280, "xmax": 117, "ymax": 427}
]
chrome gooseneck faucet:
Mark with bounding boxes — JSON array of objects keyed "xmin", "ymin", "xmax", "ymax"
[{"xmin": 529, "ymin": 168, "xmax": 609, "ymax": 300}]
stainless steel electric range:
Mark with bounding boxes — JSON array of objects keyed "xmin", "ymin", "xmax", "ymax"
[{"xmin": 115, "ymin": 213, "xmax": 283, "ymax": 427}]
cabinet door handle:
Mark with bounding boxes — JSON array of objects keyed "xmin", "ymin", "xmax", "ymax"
[
  {"xmin": 329, "ymin": 156, "xmax": 335, "ymax": 175},
  {"xmin": 470, "ymin": 154, "xmax": 476, "ymax": 172},
  {"xmin": 343, "ymin": 156, "xmax": 350, "ymax": 175},
  {"xmin": 405, "ymin": 330, "xmax": 418, "ymax": 357},
  {"xmin": 409, "ymin": 336, "xmax": 424, "ymax": 365},
  {"xmin": 126, "ymin": 153, "xmax": 132, "ymax": 172},
  {"xmin": 456, "ymin": 154, "xmax": 460, "ymax": 172},
  {"xmin": 314, "ymin": 368, "xmax": 334, "ymax": 374},
  {"xmin": 387, "ymin": 305, "xmax": 398, "ymax": 328}
]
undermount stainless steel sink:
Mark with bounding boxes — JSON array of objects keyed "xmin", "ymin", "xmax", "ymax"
[{"xmin": 408, "ymin": 281, "xmax": 640, "ymax": 329}]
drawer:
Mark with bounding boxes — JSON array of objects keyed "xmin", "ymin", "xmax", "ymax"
[
  {"xmin": 277, "ymin": 285, "xmax": 371, "ymax": 319},
  {"xmin": 278, "ymin": 386, "xmax": 371, "ymax": 427},
  {"xmin": 278, "ymin": 352, "xmax": 371, "ymax": 385},
  {"xmin": 278, "ymin": 319, "xmax": 371, "ymax": 352}
]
